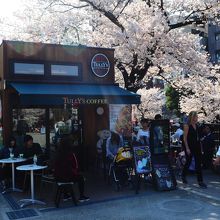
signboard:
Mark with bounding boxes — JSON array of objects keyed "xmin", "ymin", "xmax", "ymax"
[
  {"xmin": 133, "ymin": 146, "xmax": 152, "ymax": 174},
  {"xmin": 150, "ymin": 120, "xmax": 170, "ymax": 154},
  {"xmin": 109, "ymin": 104, "xmax": 132, "ymax": 137},
  {"xmin": 63, "ymin": 97, "xmax": 108, "ymax": 107},
  {"xmin": 153, "ymin": 163, "xmax": 176, "ymax": 191},
  {"xmin": 91, "ymin": 53, "xmax": 110, "ymax": 78}
]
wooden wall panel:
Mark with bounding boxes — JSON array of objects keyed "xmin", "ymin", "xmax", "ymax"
[
  {"xmin": 82, "ymin": 104, "xmax": 109, "ymax": 168},
  {"xmin": 3, "ymin": 41, "xmax": 115, "ymax": 85}
]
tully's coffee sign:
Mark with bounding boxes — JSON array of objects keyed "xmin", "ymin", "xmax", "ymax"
[
  {"xmin": 63, "ymin": 97, "xmax": 108, "ymax": 105},
  {"xmin": 91, "ymin": 53, "xmax": 110, "ymax": 78}
]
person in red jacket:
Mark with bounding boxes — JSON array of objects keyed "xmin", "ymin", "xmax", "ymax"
[{"xmin": 54, "ymin": 135, "xmax": 89, "ymax": 202}]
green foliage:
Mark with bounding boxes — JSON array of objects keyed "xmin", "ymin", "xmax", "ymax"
[{"xmin": 165, "ymin": 86, "xmax": 180, "ymax": 115}]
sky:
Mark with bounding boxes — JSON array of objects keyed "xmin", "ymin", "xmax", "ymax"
[{"xmin": 0, "ymin": 0, "xmax": 24, "ymax": 17}]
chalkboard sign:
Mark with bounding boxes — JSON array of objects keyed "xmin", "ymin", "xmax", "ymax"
[
  {"xmin": 153, "ymin": 164, "xmax": 176, "ymax": 191},
  {"xmin": 133, "ymin": 146, "xmax": 152, "ymax": 174},
  {"xmin": 150, "ymin": 120, "xmax": 170, "ymax": 155}
]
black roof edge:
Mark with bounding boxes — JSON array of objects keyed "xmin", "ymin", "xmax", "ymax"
[{"xmin": 1, "ymin": 40, "xmax": 115, "ymax": 51}]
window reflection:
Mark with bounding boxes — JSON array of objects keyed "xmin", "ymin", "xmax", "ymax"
[
  {"xmin": 14, "ymin": 63, "xmax": 44, "ymax": 75},
  {"xmin": 12, "ymin": 109, "xmax": 46, "ymax": 148},
  {"xmin": 51, "ymin": 64, "xmax": 79, "ymax": 76}
]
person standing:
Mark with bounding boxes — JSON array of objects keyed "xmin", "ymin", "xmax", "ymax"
[
  {"xmin": 201, "ymin": 125, "xmax": 215, "ymax": 169},
  {"xmin": 136, "ymin": 118, "xmax": 150, "ymax": 146},
  {"xmin": 182, "ymin": 111, "xmax": 207, "ymax": 188}
]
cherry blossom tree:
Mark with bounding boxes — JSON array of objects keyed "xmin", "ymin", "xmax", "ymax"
[
  {"xmin": 180, "ymin": 78, "xmax": 220, "ymax": 122},
  {"xmin": 1, "ymin": 0, "xmax": 220, "ymax": 90},
  {"xmin": 135, "ymin": 87, "xmax": 165, "ymax": 119},
  {"xmin": 1, "ymin": 0, "xmax": 220, "ymax": 121}
]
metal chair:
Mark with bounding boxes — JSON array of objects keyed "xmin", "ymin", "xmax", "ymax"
[{"xmin": 55, "ymin": 182, "xmax": 77, "ymax": 208}]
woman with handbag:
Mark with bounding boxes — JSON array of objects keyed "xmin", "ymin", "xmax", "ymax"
[{"xmin": 181, "ymin": 111, "xmax": 207, "ymax": 188}]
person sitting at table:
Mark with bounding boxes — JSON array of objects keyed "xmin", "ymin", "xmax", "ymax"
[
  {"xmin": 0, "ymin": 136, "xmax": 19, "ymax": 159},
  {"xmin": 54, "ymin": 135, "xmax": 89, "ymax": 202},
  {"xmin": 0, "ymin": 137, "xmax": 20, "ymax": 189},
  {"xmin": 18, "ymin": 135, "xmax": 44, "ymax": 190},
  {"xmin": 22, "ymin": 135, "xmax": 43, "ymax": 159}
]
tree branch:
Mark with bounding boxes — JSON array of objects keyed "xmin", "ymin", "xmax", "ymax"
[
  {"xmin": 116, "ymin": 61, "xmax": 129, "ymax": 88},
  {"xmin": 117, "ymin": 0, "xmax": 132, "ymax": 18},
  {"xmin": 169, "ymin": 18, "xmax": 204, "ymax": 30},
  {"xmin": 80, "ymin": 0, "xmax": 125, "ymax": 32},
  {"xmin": 168, "ymin": 3, "xmax": 218, "ymax": 30}
]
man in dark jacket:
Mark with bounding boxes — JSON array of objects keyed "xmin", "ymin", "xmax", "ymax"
[
  {"xmin": 21, "ymin": 135, "xmax": 43, "ymax": 159},
  {"xmin": 201, "ymin": 126, "xmax": 215, "ymax": 169}
]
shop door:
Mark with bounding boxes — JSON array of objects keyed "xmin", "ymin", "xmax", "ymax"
[
  {"xmin": 69, "ymin": 107, "xmax": 84, "ymax": 170},
  {"xmin": 70, "ymin": 108, "xmax": 83, "ymax": 146},
  {"xmin": 50, "ymin": 107, "xmax": 83, "ymax": 166}
]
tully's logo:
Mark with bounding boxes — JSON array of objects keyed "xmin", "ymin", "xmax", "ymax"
[
  {"xmin": 63, "ymin": 97, "xmax": 108, "ymax": 105},
  {"xmin": 91, "ymin": 53, "xmax": 110, "ymax": 78}
]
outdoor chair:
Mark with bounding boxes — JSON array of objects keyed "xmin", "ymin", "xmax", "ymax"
[
  {"xmin": 55, "ymin": 182, "xmax": 77, "ymax": 208},
  {"xmin": 40, "ymin": 171, "xmax": 56, "ymax": 195},
  {"xmin": 40, "ymin": 160, "xmax": 56, "ymax": 193}
]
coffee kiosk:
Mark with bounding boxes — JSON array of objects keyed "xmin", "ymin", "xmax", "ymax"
[{"xmin": 0, "ymin": 40, "xmax": 140, "ymax": 169}]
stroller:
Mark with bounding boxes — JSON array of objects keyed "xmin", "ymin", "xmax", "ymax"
[
  {"xmin": 176, "ymin": 151, "xmax": 186, "ymax": 177},
  {"xmin": 108, "ymin": 146, "xmax": 133, "ymax": 191}
]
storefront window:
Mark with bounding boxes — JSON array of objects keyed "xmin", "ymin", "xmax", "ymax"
[
  {"xmin": 12, "ymin": 109, "xmax": 46, "ymax": 148},
  {"xmin": 51, "ymin": 64, "xmax": 79, "ymax": 76},
  {"xmin": 215, "ymin": 33, "xmax": 220, "ymax": 41},
  {"xmin": 14, "ymin": 63, "xmax": 44, "ymax": 75},
  {"xmin": 49, "ymin": 108, "xmax": 81, "ymax": 150},
  {"xmin": 216, "ymin": 51, "xmax": 220, "ymax": 63}
]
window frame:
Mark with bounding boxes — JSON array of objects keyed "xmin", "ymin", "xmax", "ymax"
[
  {"xmin": 215, "ymin": 32, "xmax": 220, "ymax": 41},
  {"xmin": 10, "ymin": 60, "xmax": 45, "ymax": 76},
  {"xmin": 216, "ymin": 50, "xmax": 220, "ymax": 63},
  {"xmin": 48, "ymin": 61, "xmax": 82, "ymax": 80},
  {"xmin": 9, "ymin": 60, "xmax": 83, "ymax": 81},
  {"xmin": 50, "ymin": 63, "xmax": 80, "ymax": 77}
]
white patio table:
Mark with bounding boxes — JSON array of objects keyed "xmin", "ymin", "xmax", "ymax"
[{"xmin": 16, "ymin": 164, "xmax": 47, "ymax": 208}]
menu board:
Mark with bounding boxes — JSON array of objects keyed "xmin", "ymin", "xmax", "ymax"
[
  {"xmin": 133, "ymin": 146, "xmax": 152, "ymax": 174},
  {"xmin": 150, "ymin": 120, "xmax": 170, "ymax": 154},
  {"xmin": 109, "ymin": 104, "xmax": 132, "ymax": 137},
  {"xmin": 153, "ymin": 164, "xmax": 176, "ymax": 191}
]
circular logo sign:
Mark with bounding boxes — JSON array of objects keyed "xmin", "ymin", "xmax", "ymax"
[{"xmin": 91, "ymin": 53, "xmax": 110, "ymax": 78}]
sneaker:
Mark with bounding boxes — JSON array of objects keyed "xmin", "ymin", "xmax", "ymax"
[
  {"xmin": 181, "ymin": 177, "xmax": 188, "ymax": 184},
  {"xmin": 63, "ymin": 193, "xmax": 72, "ymax": 202},
  {"xmin": 198, "ymin": 182, "xmax": 207, "ymax": 189},
  {"xmin": 78, "ymin": 196, "xmax": 90, "ymax": 202}
]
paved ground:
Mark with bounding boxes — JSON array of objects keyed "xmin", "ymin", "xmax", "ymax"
[{"xmin": 1, "ymin": 170, "xmax": 220, "ymax": 220}]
